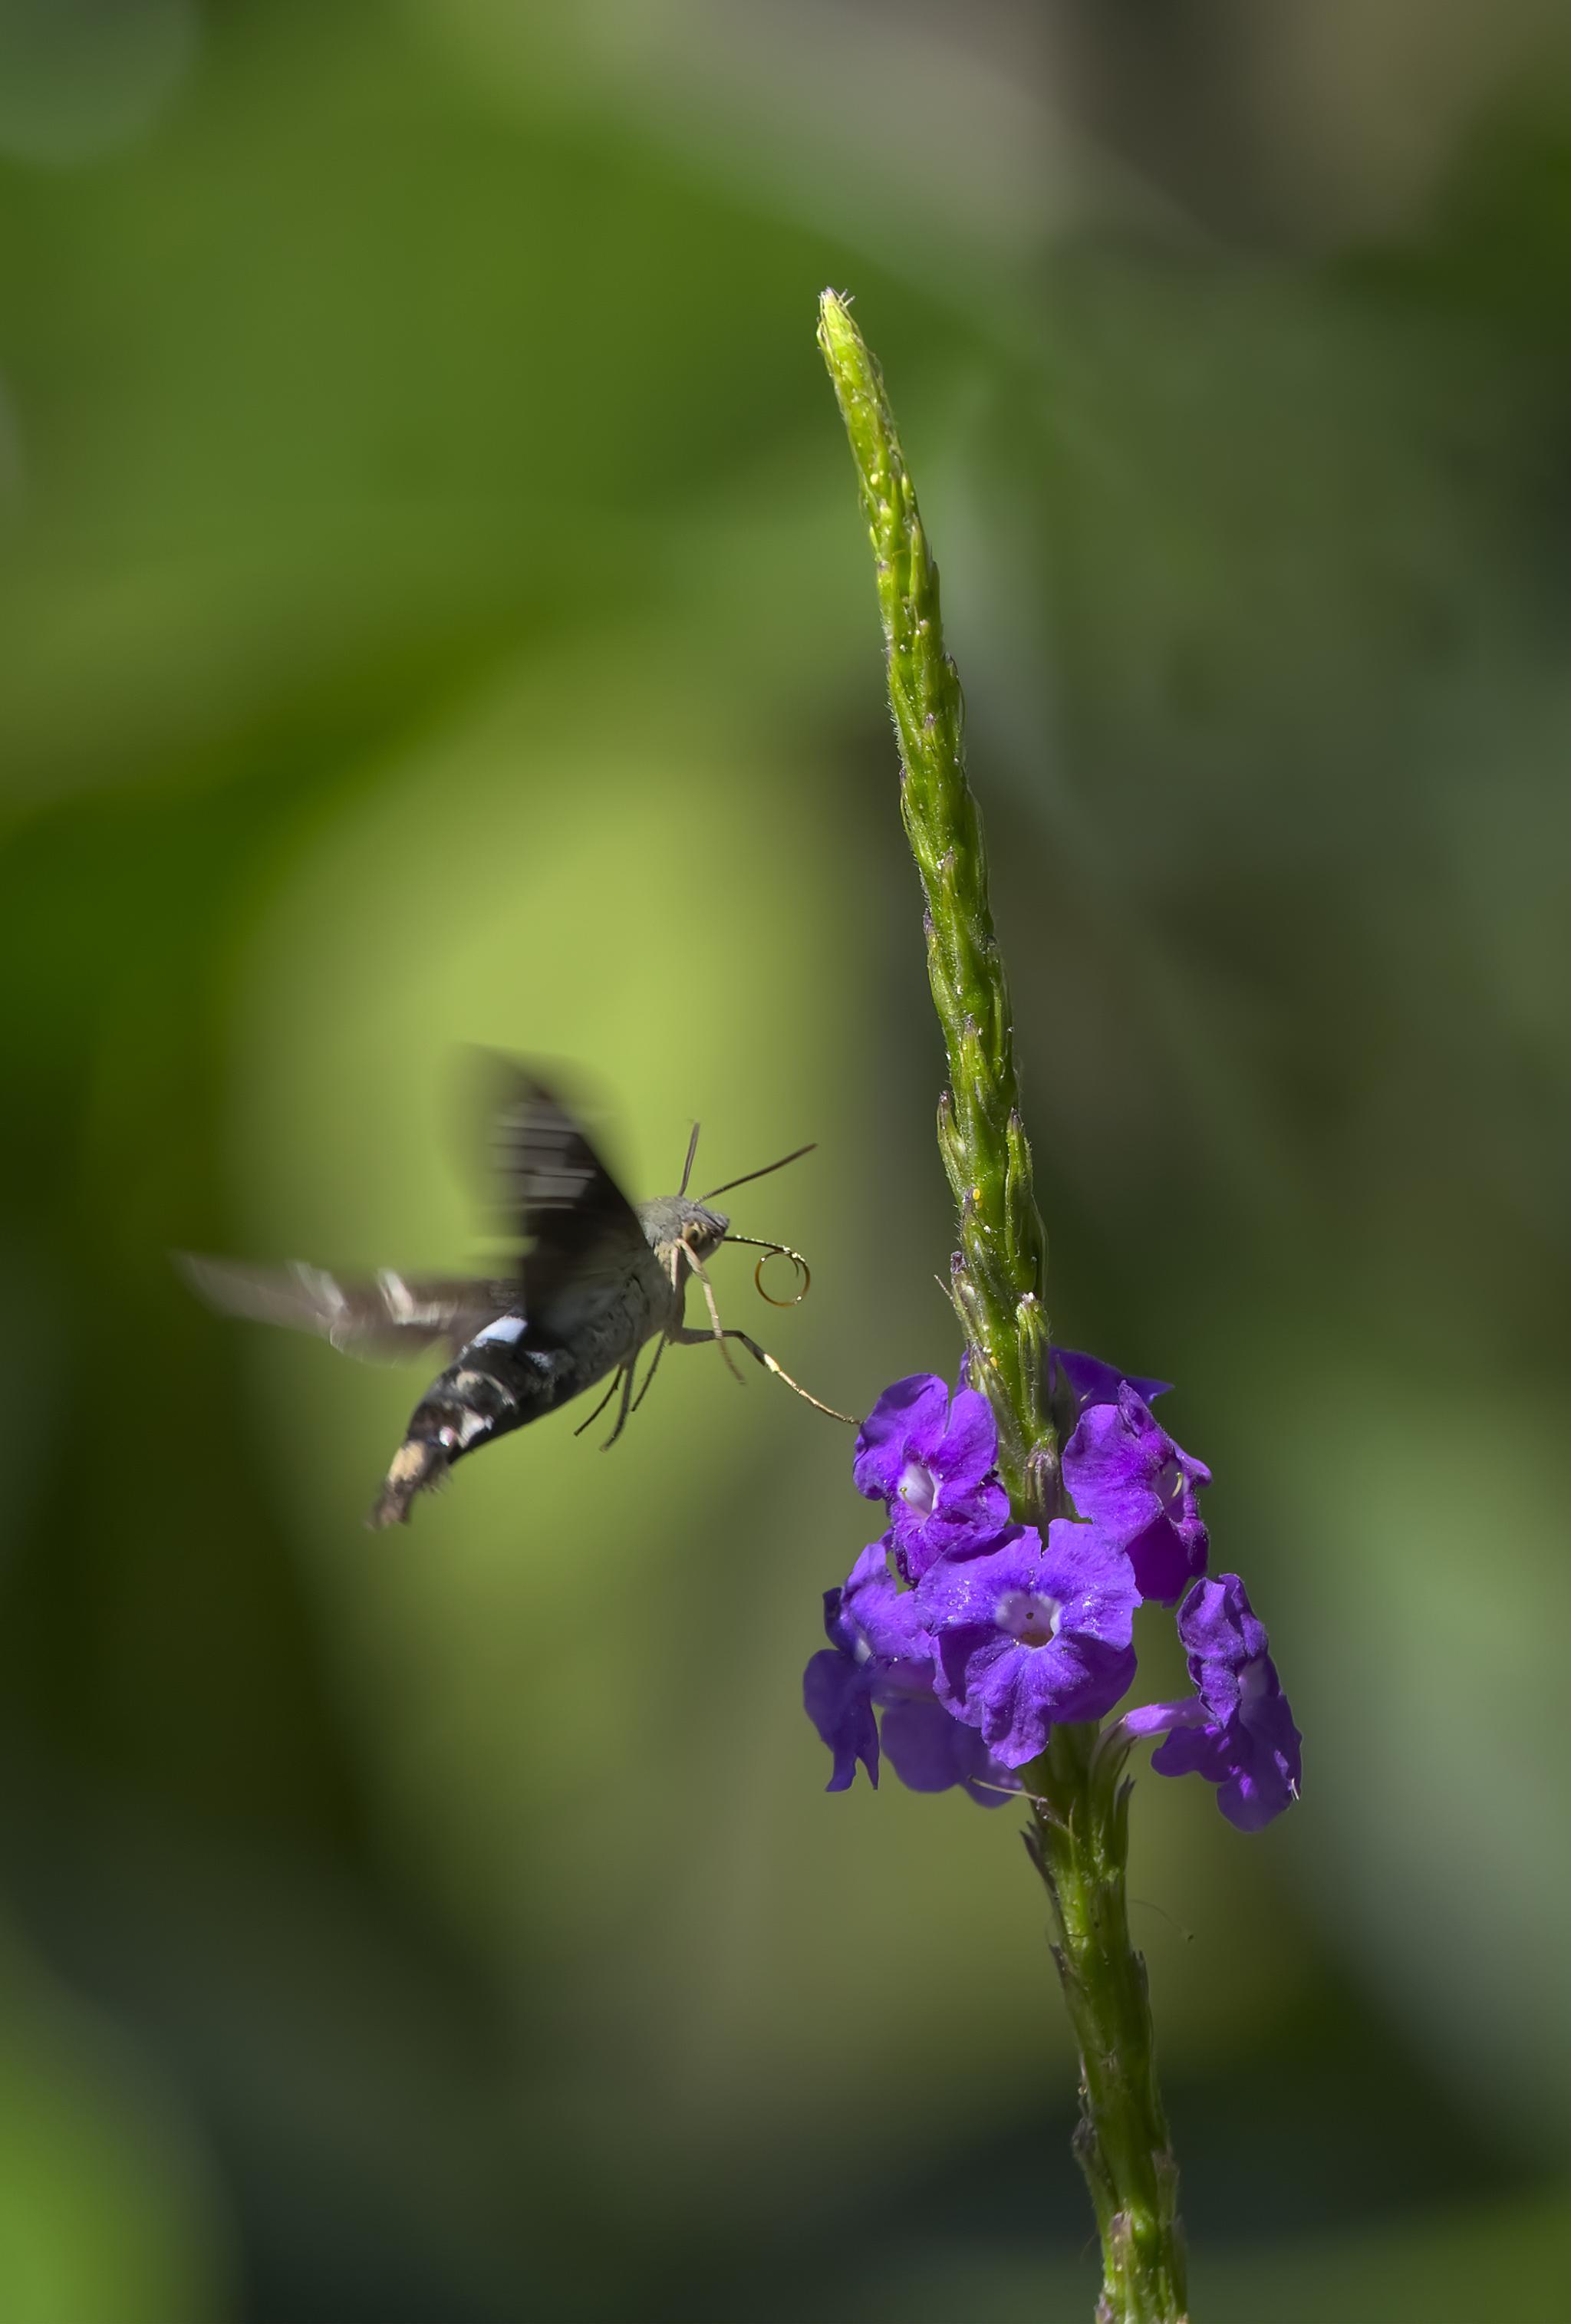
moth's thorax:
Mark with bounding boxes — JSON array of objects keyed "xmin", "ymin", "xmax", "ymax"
[{"xmin": 637, "ymin": 1195, "xmax": 730, "ymax": 1269}]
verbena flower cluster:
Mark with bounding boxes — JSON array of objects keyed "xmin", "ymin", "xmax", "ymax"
[{"xmin": 805, "ymin": 1354, "xmax": 1301, "ymax": 1828}]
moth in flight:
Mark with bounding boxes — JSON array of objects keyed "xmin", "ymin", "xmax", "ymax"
[{"xmin": 179, "ymin": 1060, "xmax": 849, "ymax": 1528}]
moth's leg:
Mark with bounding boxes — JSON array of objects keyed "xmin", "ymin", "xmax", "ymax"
[
  {"xmin": 599, "ymin": 1359, "xmax": 637, "ymax": 1450},
  {"xmin": 574, "ymin": 1368, "xmax": 625, "ymax": 1440},
  {"xmin": 671, "ymin": 1326, "xmax": 853, "ymax": 1423},
  {"xmin": 678, "ymin": 1243, "xmax": 743, "ymax": 1381},
  {"xmin": 629, "ymin": 1333, "xmax": 667, "ymax": 1416}
]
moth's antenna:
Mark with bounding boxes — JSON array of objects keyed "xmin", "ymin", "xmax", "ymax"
[
  {"xmin": 679, "ymin": 1121, "xmax": 702, "ymax": 1197},
  {"xmin": 700, "ymin": 1142, "xmax": 815, "ymax": 1201}
]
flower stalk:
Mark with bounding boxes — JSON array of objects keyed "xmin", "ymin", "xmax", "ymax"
[
  {"xmin": 817, "ymin": 290, "xmax": 1189, "ymax": 2323},
  {"xmin": 815, "ymin": 291, "xmax": 1054, "ymax": 1522},
  {"xmin": 1029, "ymin": 1727, "xmax": 1188, "ymax": 2324}
]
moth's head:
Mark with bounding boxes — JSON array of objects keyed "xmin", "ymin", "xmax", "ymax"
[
  {"xmin": 677, "ymin": 1201, "xmax": 729, "ymax": 1263},
  {"xmin": 639, "ymin": 1195, "xmax": 732, "ymax": 1267}
]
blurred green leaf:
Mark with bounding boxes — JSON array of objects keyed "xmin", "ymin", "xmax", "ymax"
[{"xmin": 0, "ymin": 1922, "xmax": 232, "ymax": 2324}]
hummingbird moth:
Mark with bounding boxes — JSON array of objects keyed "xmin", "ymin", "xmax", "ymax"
[{"xmin": 179, "ymin": 1060, "xmax": 850, "ymax": 1529}]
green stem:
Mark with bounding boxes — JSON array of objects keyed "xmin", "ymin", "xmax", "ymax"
[
  {"xmin": 815, "ymin": 290, "xmax": 1055, "ymax": 1522},
  {"xmin": 1028, "ymin": 1729, "xmax": 1188, "ymax": 2322},
  {"xmin": 818, "ymin": 291, "xmax": 1188, "ymax": 2323}
]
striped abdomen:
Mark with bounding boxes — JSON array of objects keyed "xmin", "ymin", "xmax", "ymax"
[{"xmin": 368, "ymin": 1267, "xmax": 673, "ymax": 1528}]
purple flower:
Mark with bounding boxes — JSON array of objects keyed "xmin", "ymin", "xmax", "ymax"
[
  {"xmin": 1124, "ymin": 1573, "xmax": 1301, "ymax": 1830},
  {"xmin": 803, "ymin": 1542, "xmax": 1019, "ymax": 1802},
  {"xmin": 1053, "ymin": 1346, "xmax": 1172, "ymax": 1415},
  {"xmin": 1062, "ymin": 1381, "xmax": 1210, "ymax": 1605},
  {"xmin": 854, "ymin": 1374, "xmax": 1010, "ymax": 1582},
  {"xmin": 914, "ymin": 1522, "xmax": 1139, "ymax": 1767}
]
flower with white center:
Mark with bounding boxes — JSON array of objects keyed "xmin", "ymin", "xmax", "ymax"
[
  {"xmin": 852, "ymin": 1373, "xmax": 1010, "ymax": 1582},
  {"xmin": 914, "ymin": 1522, "xmax": 1139, "ymax": 1768}
]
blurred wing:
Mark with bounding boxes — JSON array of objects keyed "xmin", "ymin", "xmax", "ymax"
[
  {"xmin": 176, "ymin": 1256, "xmax": 511, "ymax": 1361},
  {"xmin": 482, "ymin": 1060, "xmax": 648, "ymax": 1325}
]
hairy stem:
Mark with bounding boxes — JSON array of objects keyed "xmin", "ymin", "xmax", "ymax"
[
  {"xmin": 818, "ymin": 290, "xmax": 1187, "ymax": 2323},
  {"xmin": 1028, "ymin": 1729, "xmax": 1188, "ymax": 2322},
  {"xmin": 816, "ymin": 290, "xmax": 1055, "ymax": 1521}
]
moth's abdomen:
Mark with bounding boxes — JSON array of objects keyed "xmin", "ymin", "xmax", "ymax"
[
  {"xmin": 367, "ymin": 1318, "xmax": 585, "ymax": 1528},
  {"xmin": 368, "ymin": 1437, "xmax": 446, "ymax": 1529}
]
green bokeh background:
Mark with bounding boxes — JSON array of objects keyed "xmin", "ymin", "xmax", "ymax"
[{"xmin": 3, "ymin": 3, "xmax": 1570, "ymax": 2317}]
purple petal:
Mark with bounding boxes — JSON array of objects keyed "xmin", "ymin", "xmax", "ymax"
[
  {"xmin": 930, "ymin": 1621, "xmax": 1006, "ymax": 1713},
  {"xmin": 1150, "ymin": 1722, "xmax": 1232, "ymax": 1782},
  {"xmin": 1062, "ymin": 1387, "xmax": 1210, "ymax": 1605},
  {"xmin": 1125, "ymin": 1512, "xmax": 1209, "ymax": 1605},
  {"xmin": 1035, "ymin": 1634, "xmax": 1139, "ymax": 1731},
  {"xmin": 822, "ymin": 1585, "xmax": 855, "ymax": 1656},
  {"xmin": 930, "ymin": 1618, "xmax": 1138, "ymax": 1765},
  {"xmin": 1176, "ymin": 1573, "xmax": 1270, "ymax": 1716},
  {"xmin": 853, "ymin": 1374, "xmax": 949, "ymax": 1503},
  {"xmin": 839, "ymin": 1540, "xmax": 927, "ymax": 1663},
  {"xmin": 1055, "ymin": 1346, "xmax": 1172, "ymax": 1413},
  {"xmin": 1121, "ymin": 1696, "xmax": 1206, "ymax": 1743},
  {"xmin": 889, "ymin": 1483, "xmax": 1012, "ymax": 1582},
  {"xmin": 930, "ymin": 1387, "xmax": 1001, "ymax": 1484},
  {"xmin": 1038, "ymin": 1519, "xmax": 1141, "ymax": 1648},
  {"xmin": 914, "ymin": 1526, "xmax": 1040, "ymax": 1628},
  {"xmin": 966, "ymin": 1640, "xmax": 1057, "ymax": 1764},
  {"xmin": 1147, "ymin": 1575, "xmax": 1303, "ymax": 1829},
  {"xmin": 917, "ymin": 1522, "xmax": 1139, "ymax": 1655},
  {"xmin": 802, "ymin": 1651, "xmax": 878, "ymax": 1792},
  {"xmin": 963, "ymin": 1635, "xmax": 1136, "ymax": 1766},
  {"xmin": 855, "ymin": 1374, "xmax": 1013, "ymax": 1581},
  {"xmin": 1062, "ymin": 1394, "xmax": 1166, "ymax": 1537},
  {"xmin": 1217, "ymin": 1739, "xmax": 1299, "ymax": 1832},
  {"xmin": 880, "ymin": 1700, "xmax": 1016, "ymax": 1806},
  {"xmin": 835, "ymin": 1542, "xmax": 940, "ymax": 1695}
]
